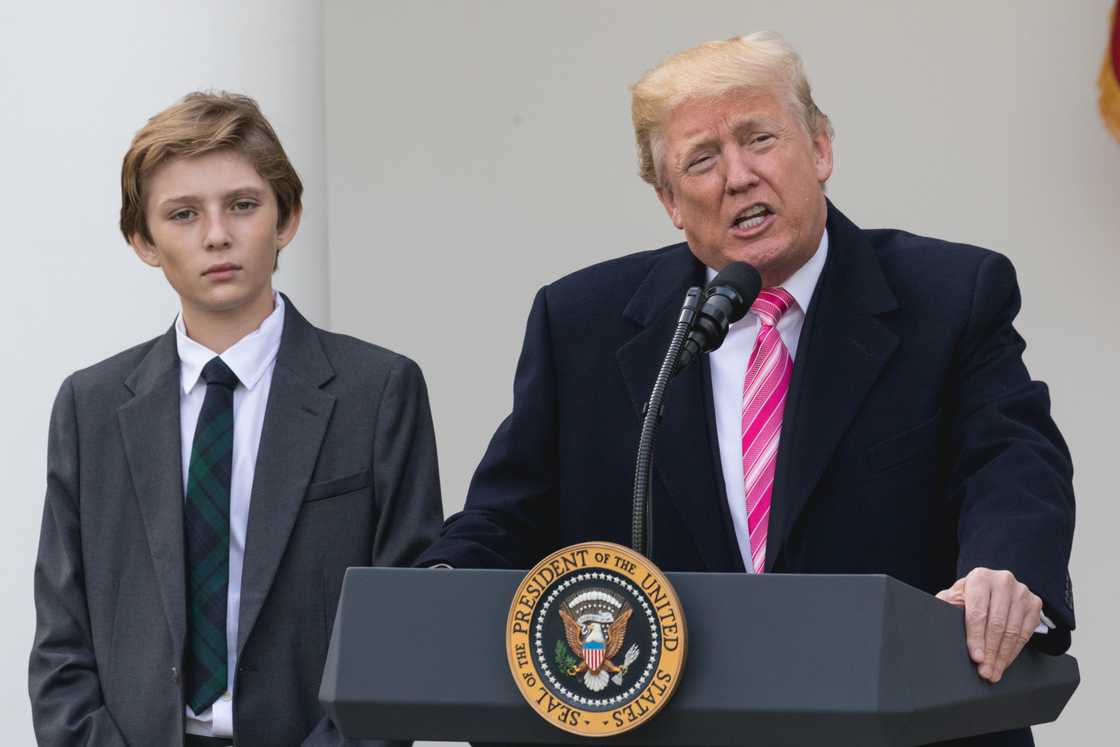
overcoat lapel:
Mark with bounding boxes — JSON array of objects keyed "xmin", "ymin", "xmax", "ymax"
[
  {"xmin": 118, "ymin": 328, "xmax": 188, "ymax": 655},
  {"xmin": 616, "ymin": 247, "xmax": 739, "ymax": 571},
  {"xmin": 766, "ymin": 205, "xmax": 900, "ymax": 570},
  {"xmin": 237, "ymin": 298, "xmax": 335, "ymax": 655}
]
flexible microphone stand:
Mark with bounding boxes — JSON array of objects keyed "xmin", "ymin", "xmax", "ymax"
[{"xmin": 631, "ymin": 286, "xmax": 701, "ymax": 557}]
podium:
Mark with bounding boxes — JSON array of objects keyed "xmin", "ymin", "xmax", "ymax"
[{"xmin": 320, "ymin": 568, "xmax": 1078, "ymax": 745}]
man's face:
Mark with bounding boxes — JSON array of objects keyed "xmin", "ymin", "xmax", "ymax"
[
  {"xmin": 655, "ymin": 88, "xmax": 832, "ymax": 286},
  {"xmin": 131, "ymin": 149, "xmax": 299, "ymax": 320}
]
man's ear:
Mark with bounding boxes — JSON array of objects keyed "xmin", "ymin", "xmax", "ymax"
[
  {"xmin": 813, "ymin": 130, "xmax": 834, "ymax": 184},
  {"xmin": 656, "ymin": 185, "xmax": 685, "ymax": 230},
  {"xmin": 129, "ymin": 232, "xmax": 161, "ymax": 268}
]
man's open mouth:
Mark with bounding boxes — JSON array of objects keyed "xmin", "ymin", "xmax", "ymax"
[{"xmin": 733, "ymin": 204, "xmax": 772, "ymax": 230}]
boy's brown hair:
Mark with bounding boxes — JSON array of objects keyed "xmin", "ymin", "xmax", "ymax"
[{"xmin": 120, "ymin": 91, "xmax": 303, "ymax": 244}]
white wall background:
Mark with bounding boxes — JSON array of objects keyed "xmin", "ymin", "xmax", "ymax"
[
  {"xmin": 3, "ymin": 1, "xmax": 1116, "ymax": 745},
  {"xmin": 323, "ymin": 1, "xmax": 1118, "ymax": 745},
  {"xmin": 0, "ymin": 1, "xmax": 328, "ymax": 743}
]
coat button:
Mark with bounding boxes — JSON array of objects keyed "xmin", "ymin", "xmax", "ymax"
[{"xmin": 170, "ymin": 665, "xmax": 180, "ymax": 684}]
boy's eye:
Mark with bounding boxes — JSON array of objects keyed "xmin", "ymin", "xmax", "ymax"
[
  {"xmin": 232, "ymin": 200, "xmax": 258, "ymax": 211},
  {"xmin": 170, "ymin": 209, "xmax": 195, "ymax": 221}
]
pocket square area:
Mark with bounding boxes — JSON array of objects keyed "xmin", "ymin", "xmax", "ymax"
[{"xmin": 305, "ymin": 468, "xmax": 371, "ymax": 502}]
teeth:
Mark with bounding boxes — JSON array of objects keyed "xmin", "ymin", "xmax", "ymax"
[
  {"xmin": 735, "ymin": 205, "xmax": 769, "ymax": 229},
  {"xmin": 734, "ymin": 205, "xmax": 769, "ymax": 229}
]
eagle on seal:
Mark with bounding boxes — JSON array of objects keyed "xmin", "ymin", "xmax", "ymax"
[{"xmin": 559, "ymin": 589, "xmax": 640, "ymax": 692}]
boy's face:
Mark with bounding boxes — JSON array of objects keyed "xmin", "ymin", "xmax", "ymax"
[{"xmin": 130, "ymin": 149, "xmax": 299, "ymax": 321}]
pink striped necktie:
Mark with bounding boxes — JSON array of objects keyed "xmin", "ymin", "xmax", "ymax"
[{"xmin": 741, "ymin": 287, "xmax": 795, "ymax": 574}]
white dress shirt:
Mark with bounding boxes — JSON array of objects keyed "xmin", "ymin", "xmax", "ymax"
[
  {"xmin": 707, "ymin": 232, "xmax": 828, "ymax": 572},
  {"xmin": 176, "ymin": 292, "xmax": 285, "ymax": 738}
]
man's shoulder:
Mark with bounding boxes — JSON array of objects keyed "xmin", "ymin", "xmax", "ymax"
[
  {"xmin": 547, "ymin": 243, "xmax": 688, "ymax": 297},
  {"xmin": 520, "ymin": 243, "xmax": 686, "ymax": 325},
  {"xmin": 865, "ymin": 227, "xmax": 1009, "ymax": 275},
  {"xmin": 526, "ymin": 243, "xmax": 691, "ymax": 334},
  {"xmin": 861, "ymin": 227, "xmax": 1016, "ymax": 301}
]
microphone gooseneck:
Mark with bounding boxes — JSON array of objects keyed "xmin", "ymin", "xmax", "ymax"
[{"xmin": 631, "ymin": 286, "xmax": 701, "ymax": 556}]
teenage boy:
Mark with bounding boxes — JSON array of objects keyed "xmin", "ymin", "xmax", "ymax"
[{"xmin": 30, "ymin": 91, "xmax": 442, "ymax": 747}]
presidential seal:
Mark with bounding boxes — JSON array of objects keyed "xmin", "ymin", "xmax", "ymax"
[{"xmin": 506, "ymin": 541, "xmax": 686, "ymax": 737}]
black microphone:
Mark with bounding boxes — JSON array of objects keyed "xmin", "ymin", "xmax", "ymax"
[{"xmin": 675, "ymin": 261, "xmax": 762, "ymax": 374}]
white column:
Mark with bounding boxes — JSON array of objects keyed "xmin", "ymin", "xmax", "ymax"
[{"xmin": 0, "ymin": 2, "xmax": 327, "ymax": 740}]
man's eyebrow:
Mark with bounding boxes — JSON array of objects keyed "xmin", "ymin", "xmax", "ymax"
[
  {"xmin": 676, "ymin": 116, "xmax": 773, "ymax": 164},
  {"xmin": 675, "ymin": 133, "xmax": 719, "ymax": 169},
  {"xmin": 729, "ymin": 116, "xmax": 771, "ymax": 137},
  {"xmin": 679, "ymin": 134, "xmax": 717, "ymax": 156}
]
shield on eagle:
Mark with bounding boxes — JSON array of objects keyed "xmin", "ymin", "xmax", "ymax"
[{"xmin": 583, "ymin": 640, "xmax": 605, "ymax": 672}]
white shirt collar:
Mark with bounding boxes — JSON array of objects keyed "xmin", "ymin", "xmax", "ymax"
[
  {"xmin": 175, "ymin": 291, "xmax": 286, "ymax": 395},
  {"xmin": 704, "ymin": 228, "xmax": 829, "ymax": 315}
]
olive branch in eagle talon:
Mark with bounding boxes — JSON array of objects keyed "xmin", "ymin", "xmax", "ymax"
[{"xmin": 554, "ymin": 639, "xmax": 580, "ymax": 673}]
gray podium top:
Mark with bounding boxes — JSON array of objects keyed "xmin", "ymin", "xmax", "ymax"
[{"xmin": 320, "ymin": 568, "xmax": 1077, "ymax": 746}]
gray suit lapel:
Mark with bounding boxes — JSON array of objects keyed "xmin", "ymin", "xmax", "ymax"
[
  {"xmin": 118, "ymin": 328, "xmax": 188, "ymax": 655},
  {"xmin": 237, "ymin": 298, "xmax": 336, "ymax": 655}
]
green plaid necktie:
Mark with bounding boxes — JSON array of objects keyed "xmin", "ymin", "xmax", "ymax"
[{"xmin": 184, "ymin": 356, "xmax": 239, "ymax": 713}]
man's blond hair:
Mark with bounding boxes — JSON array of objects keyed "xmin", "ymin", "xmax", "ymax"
[
  {"xmin": 120, "ymin": 91, "xmax": 303, "ymax": 244},
  {"xmin": 631, "ymin": 31, "xmax": 833, "ymax": 186}
]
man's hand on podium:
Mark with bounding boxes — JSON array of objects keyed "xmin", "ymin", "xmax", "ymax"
[{"xmin": 935, "ymin": 567, "xmax": 1044, "ymax": 684}]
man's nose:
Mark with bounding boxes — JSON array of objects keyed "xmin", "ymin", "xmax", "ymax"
[
  {"xmin": 204, "ymin": 214, "xmax": 233, "ymax": 249},
  {"xmin": 724, "ymin": 148, "xmax": 758, "ymax": 194}
]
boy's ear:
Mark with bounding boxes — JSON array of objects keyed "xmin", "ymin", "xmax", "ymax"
[
  {"xmin": 276, "ymin": 204, "xmax": 302, "ymax": 251},
  {"xmin": 273, "ymin": 205, "xmax": 302, "ymax": 270},
  {"xmin": 129, "ymin": 232, "xmax": 161, "ymax": 268}
]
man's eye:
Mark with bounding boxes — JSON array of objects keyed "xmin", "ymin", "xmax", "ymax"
[
  {"xmin": 751, "ymin": 134, "xmax": 774, "ymax": 145},
  {"xmin": 232, "ymin": 201, "xmax": 258, "ymax": 211},
  {"xmin": 687, "ymin": 155, "xmax": 712, "ymax": 170},
  {"xmin": 170, "ymin": 209, "xmax": 195, "ymax": 221}
]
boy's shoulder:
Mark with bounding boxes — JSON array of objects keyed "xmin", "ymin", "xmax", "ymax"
[
  {"xmin": 280, "ymin": 295, "xmax": 421, "ymax": 384},
  {"xmin": 68, "ymin": 331, "xmax": 174, "ymax": 398},
  {"xmin": 313, "ymin": 327, "xmax": 411, "ymax": 370}
]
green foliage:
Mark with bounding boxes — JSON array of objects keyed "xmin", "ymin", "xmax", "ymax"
[{"xmin": 554, "ymin": 639, "xmax": 580, "ymax": 673}]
